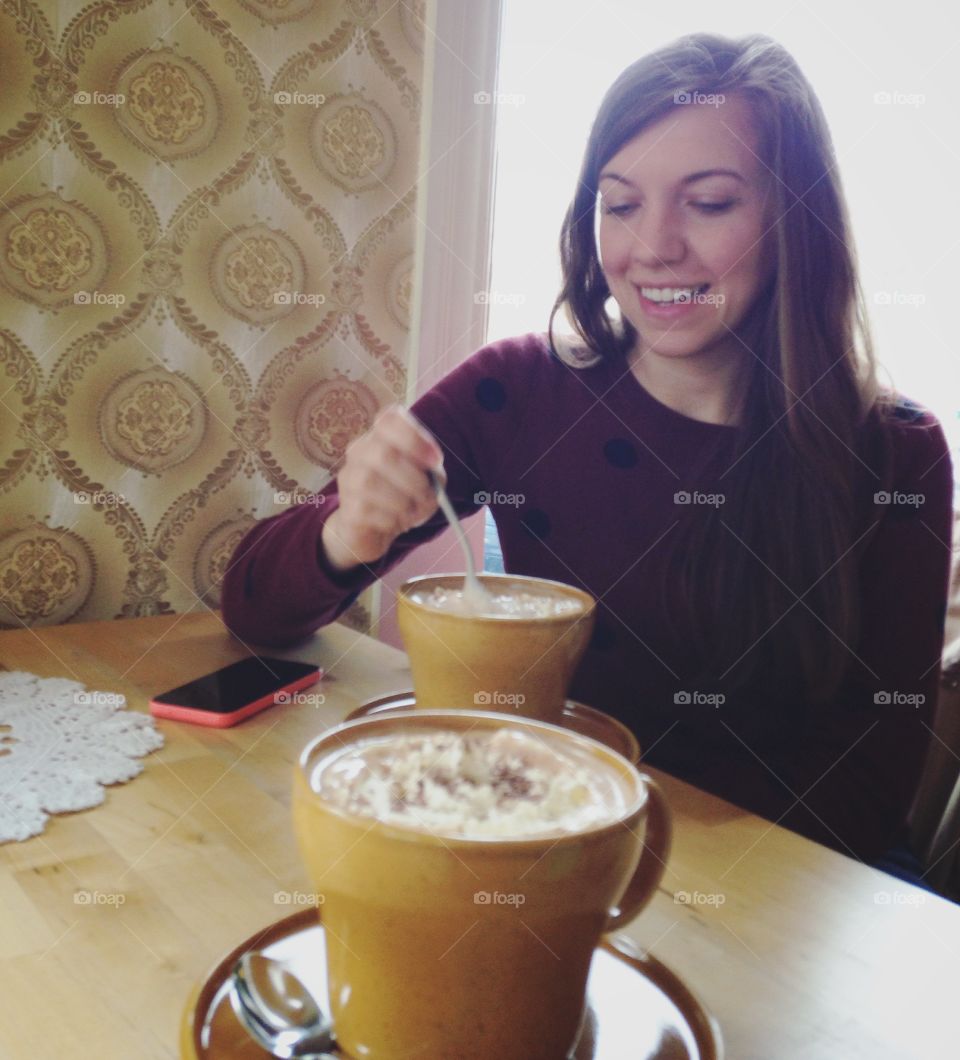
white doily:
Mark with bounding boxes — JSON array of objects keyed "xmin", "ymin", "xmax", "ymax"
[{"xmin": 0, "ymin": 671, "xmax": 164, "ymax": 843}]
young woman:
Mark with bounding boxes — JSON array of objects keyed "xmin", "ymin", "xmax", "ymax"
[{"xmin": 223, "ymin": 34, "xmax": 953, "ymax": 867}]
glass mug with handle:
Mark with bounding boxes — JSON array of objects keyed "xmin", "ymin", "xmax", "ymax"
[{"xmin": 292, "ymin": 709, "xmax": 672, "ymax": 1059}]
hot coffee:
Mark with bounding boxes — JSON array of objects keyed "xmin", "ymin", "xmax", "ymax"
[
  {"xmin": 398, "ymin": 573, "xmax": 597, "ymax": 719},
  {"xmin": 293, "ymin": 710, "xmax": 671, "ymax": 1060}
]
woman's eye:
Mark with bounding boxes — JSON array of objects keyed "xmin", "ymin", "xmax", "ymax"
[
  {"xmin": 602, "ymin": 202, "xmax": 638, "ymax": 217},
  {"xmin": 692, "ymin": 200, "xmax": 736, "ymax": 215}
]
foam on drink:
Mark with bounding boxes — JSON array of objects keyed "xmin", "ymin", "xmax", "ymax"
[
  {"xmin": 314, "ymin": 728, "xmax": 626, "ymax": 838},
  {"xmin": 409, "ymin": 584, "xmax": 584, "ymax": 619}
]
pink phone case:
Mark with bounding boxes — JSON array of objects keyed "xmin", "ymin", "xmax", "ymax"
[{"xmin": 149, "ymin": 668, "xmax": 322, "ymax": 728}]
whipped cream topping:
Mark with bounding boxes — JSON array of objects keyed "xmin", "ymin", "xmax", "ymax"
[
  {"xmin": 409, "ymin": 585, "xmax": 584, "ymax": 619},
  {"xmin": 316, "ymin": 729, "xmax": 625, "ymax": 838}
]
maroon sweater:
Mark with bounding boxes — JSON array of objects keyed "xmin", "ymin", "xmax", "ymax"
[{"xmin": 222, "ymin": 334, "xmax": 953, "ymax": 862}]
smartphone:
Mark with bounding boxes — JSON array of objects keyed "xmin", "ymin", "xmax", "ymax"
[{"xmin": 149, "ymin": 657, "xmax": 322, "ymax": 728}]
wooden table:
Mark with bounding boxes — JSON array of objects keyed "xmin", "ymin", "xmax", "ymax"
[{"xmin": 0, "ymin": 611, "xmax": 956, "ymax": 1060}]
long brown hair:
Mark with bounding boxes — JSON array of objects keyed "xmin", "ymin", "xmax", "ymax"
[{"xmin": 550, "ymin": 34, "xmax": 893, "ymax": 703}]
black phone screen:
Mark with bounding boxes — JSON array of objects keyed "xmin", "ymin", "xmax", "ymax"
[{"xmin": 152, "ymin": 657, "xmax": 320, "ymax": 714}]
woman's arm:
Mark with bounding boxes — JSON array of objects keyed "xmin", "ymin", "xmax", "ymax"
[
  {"xmin": 219, "ymin": 336, "xmax": 540, "ymax": 646},
  {"xmin": 218, "ymin": 483, "xmax": 442, "ymax": 647},
  {"xmin": 220, "ymin": 421, "xmax": 475, "ymax": 648}
]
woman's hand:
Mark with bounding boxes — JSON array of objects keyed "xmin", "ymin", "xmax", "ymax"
[{"xmin": 321, "ymin": 405, "xmax": 445, "ymax": 572}]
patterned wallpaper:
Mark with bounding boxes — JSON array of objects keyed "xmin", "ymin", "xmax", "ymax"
[{"xmin": 0, "ymin": 0, "xmax": 426, "ymax": 631}]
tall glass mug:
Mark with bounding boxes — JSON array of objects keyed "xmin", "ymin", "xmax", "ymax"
[
  {"xmin": 292, "ymin": 710, "xmax": 672, "ymax": 1059},
  {"xmin": 397, "ymin": 573, "xmax": 597, "ymax": 721}
]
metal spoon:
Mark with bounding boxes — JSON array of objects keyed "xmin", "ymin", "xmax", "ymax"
[
  {"xmin": 426, "ymin": 469, "xmax": 490, "ymax": 610},
  {"xmin": 229, "ymin": 952, "xmax": 336, "ymax": 1059}
]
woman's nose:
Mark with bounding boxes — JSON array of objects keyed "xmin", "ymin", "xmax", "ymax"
[{"xmin": 630, "ymin": 208, "xmax": 686, "ymax": 266}]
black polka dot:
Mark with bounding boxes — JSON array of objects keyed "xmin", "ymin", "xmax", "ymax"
[
  {"xmin": 590, "ymin": 619, "xmax": 616, "ymax": 652},
  {"xmin": 603, "ymin": 438, "xmax": 638, "ymax": 469},
  {"xmin": 520, "ymin": 508, "xmax": 551, "ymax": 540},
  {"xmin": 475, "ymin": 377, "xmax": 507, "ymax": 412}
]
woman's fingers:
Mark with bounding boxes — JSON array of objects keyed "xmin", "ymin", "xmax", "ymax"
[
  {"xmin": 345, "ymin": 414, "xmax": 438, "ymax": 517},
  {"xmin": 326, "ymin": 406, "xmax": 445, "ymax": 567},
  {"xmin": 374, "ymin": 405, "xmax": 444, "ymax": 471}
]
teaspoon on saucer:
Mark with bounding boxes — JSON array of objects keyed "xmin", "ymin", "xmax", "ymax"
[{"xmin": 229, "ymin": 952, "xmax": 336, "ymax": 1059}]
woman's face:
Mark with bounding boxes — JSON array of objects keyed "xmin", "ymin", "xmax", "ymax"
[{"xmin": 597, "ymin": 94, "xmax": 773, "ymax": 362}]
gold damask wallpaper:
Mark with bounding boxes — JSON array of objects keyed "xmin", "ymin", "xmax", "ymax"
[{"xmin": 0, "ymin": 0, "xmax": 426, "ymax": 631}]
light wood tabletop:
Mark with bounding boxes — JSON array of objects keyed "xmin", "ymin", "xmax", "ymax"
[{"xmin": 0, "ymin": 610, "xmax": 957, "ymax": 1060}]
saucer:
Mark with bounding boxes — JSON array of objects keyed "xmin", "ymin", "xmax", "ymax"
[
  {"xmin": 180, "ymin": 909, "xmax": 723, "ymax": 1059},
  {"xmin": 346, "ymin": 691, "xmax": 641, "ymax": 764}
]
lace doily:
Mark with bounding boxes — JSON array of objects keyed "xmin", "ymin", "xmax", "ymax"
[{"xmin": 0, "ymin": 671, "xmax": 164, "ymax": 843}]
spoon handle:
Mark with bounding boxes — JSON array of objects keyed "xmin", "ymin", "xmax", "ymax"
[{"xmin": 425, "ymin": 470, "xmax": 482, "ymax": 591}]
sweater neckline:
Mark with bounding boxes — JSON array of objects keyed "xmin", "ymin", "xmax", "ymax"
[{"xmin": 601, "ymin": 353, "xmax": 739, "ymax": 434}]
